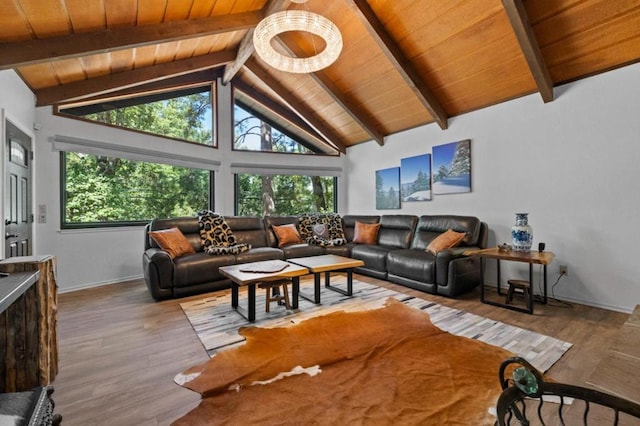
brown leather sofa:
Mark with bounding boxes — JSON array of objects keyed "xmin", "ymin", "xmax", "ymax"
[{"xmin": 142, "ymin": 214, "xmax": 487, "ymax": 300}]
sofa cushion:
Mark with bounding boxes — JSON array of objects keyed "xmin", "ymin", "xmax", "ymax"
[
  {"xmin": 387, "ymin": 249, "xmax": 436, "ymax": 284},
  {"xmin": 272, "ymin": 224, "xmax": 304, "ymax": 247},
  {"xmin": 412, "ymin": 215, "xmax": 480, "ymax": 249},
  {"xmin": 377, "ymin": 215, "xmax": 418, "ymax": 249},
  {"xmin": 426, "ymin": 229, "xmax": 466, "ymax": 255},
  {"xmin": 173, "ymin": 252, "xmax": 235, "ymax": 288},
  {"xmin": 353, "ymin": 221, "xmax": 381, "ymax": 244},
  {"xmin": 225, "ymin": 216, "xmax": 269, "ymax": 248},
  {"xmin": 281, "ymin": 243, "xmax": 325, "ymax": 258},
  {"xmin": 351, "ymin": 244, "xmax": 394, "ymax": 272},
  {"xmin": 148, "ymin": 227, "xmax": 195, "ymax": 259},
  {"xmin": 235, "ymin": 247, "xmax": 285, "ymax": 264}
]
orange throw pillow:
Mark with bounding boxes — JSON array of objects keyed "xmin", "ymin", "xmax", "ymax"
[
  {"xmin": 148, "ymin": 227, "xmax": 196, "ymax": 259},
  {"xmin": 426, "ymin": 229, "xmax": 466, "ymax": 255},
  {"xmin": 353, "ymin": 221, "xmax": 381, "ymax": 244},
  {"xmin": 272, "ymin": 224, "xmax": 303, "ymax": 247}
]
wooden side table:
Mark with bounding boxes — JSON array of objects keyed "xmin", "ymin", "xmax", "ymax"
[{"xmin": 464, "ymin": 248, "xmax": 555, "ymax": 314}]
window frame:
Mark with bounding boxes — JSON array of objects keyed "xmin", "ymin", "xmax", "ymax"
[
  {"xmin": 233, "ymin": 173, "xmax": 338, "ymax": 216},
  {"xmin": 60, "ymin": 151, "xmax": 215, "ymax": 229},
  {"xmin": 55, "ymin": 84, "xmax": 218, "ymax": 148},
  {"xmin": 232, "ymin": 97, "xmax": 336, "ymax": 156}
]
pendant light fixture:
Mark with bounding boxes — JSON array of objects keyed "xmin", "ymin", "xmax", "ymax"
[{"xmin": 253, "ymin": 1, "xmax": 343, "ymax": 74}]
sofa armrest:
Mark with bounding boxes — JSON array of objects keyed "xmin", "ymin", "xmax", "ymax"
[
  {"xmin": 435, "ymin": 246, "xmax": 478, "ymax": 286},
  {"xmin": 142, "ymin": 248, "xmax": 174, "ymax": 300}
]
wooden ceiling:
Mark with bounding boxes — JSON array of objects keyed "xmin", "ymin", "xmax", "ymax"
[{"xmin": 1, "ymin": 0, "xmax": 639, "ymax": 153}]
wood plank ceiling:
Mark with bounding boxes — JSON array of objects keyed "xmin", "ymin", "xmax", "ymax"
[{"xmin": 1, "ymin": 0, "xmax": 639, "ymax": 153}]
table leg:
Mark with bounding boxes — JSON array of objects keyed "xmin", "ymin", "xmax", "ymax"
[
  {"xmin": 496, "ymin": 259, "xmax": 502, "ymax": 295},
  {"xmin": 528, "ymin": 264, "xmax": 534, "ymax": 314},
  {"xmin": 247, "ymin": 284, "xmax": 256, "ymax": 322},
  {"xmin": 231, "ymin": 282, "xmax": 239, "ymax": 308},
  {"xmin": 291, "ymin": 277, "xmax": 299, "ymax": 309},
  {"xmin": 543, "ymin": 264, "xmax": 548, "ymax": 304},
  {"xmin": 325, "ymin": 268, "xmax": 353, "ymax": 296},
  {"xmin": 314, "ymin": 273, "xmax": 321, "ymax": 303},
  {"xmin": 231, "ymin": 282, "xmax": 256, "ymax": 322},
  {"xmin": 480, "ymin": 256, "xmax": 486, "ymax": 303},
  {"xmin": 299, "ymin": 273, "xmax": 321, "ymax": 304}
]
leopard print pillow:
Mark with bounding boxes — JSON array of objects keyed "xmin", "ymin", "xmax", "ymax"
[
  {"xmin": 204, "ymin": 243, "xmax": 250, "ymax": 255},
  {"xmin": 325, "ymin": 213, "xmax": 346, "ymax": 240},
  {"xmin": 198, "ymin": 210, "xmax": 252, "ymax": 255},
  {"xmin": 198, "ymin": 210, "xmax": 236, "ymax": 247},
  {"xmin": 298, "ymin": 213, "xmax": 346, "ymax": 247}
]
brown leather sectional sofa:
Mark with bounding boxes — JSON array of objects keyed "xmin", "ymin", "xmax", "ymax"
[{"xmin": 142, "ymin": 214, "xmax": 487, "ymax": 300}]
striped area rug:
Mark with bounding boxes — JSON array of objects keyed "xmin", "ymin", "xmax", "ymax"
[{"xmin": 180, "ymin": 277, "xmax": 572, "ymax": 372}]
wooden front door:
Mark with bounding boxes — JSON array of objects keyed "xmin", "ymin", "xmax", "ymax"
[{"xmin": 4, "ymin": 119, "xmax": 33, "ymax": 257}]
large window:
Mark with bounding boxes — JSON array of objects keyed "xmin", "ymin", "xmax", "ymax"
[
  {"xmin": 58, "ymin": 87, "xmax": 214, "ymax": 146},
  {"xmin": 235, "ymin": 173, "xmax": 336, "ymax": 216},
  {"xmin": 234, "ymin": 102, "xmax": 315, "ymax": 154},
  {"xmin": 62, "ymin": 152, "xmax": 212, "ymax": 228}
]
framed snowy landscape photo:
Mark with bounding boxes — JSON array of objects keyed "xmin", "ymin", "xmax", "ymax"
[
  {"xmin": 401, "ymin": 153, "xmax": 431, "ymax": 202},
  {"xmin": 432, "ymin": 139, "xmax": 471, "ymax": 195},
  {"xmin": 375, "ymin": 167, "xmax": 401, "ymax": 209}
]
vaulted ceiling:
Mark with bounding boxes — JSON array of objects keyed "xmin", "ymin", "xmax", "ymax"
[{"xmin": 1, "ymin": 0, "xmax": 639, "ymax": 154}]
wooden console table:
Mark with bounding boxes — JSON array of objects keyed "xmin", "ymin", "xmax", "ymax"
[
  {"xmin": 0, "ymin": 255, "xmax": 58, "ymax": 392},
  {"xmin": 464, "ymin": 248, "xmax": 555, "ymax": 314}
]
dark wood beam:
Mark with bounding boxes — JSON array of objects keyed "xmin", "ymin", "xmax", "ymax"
[
  {"xmin": 502, "ymin": 0, "xmax": 554, "ymax": 102},
  {"xmin": 222, "ymin": 0, "xmax": 292, "ymax": 84},
  {"xmin": 233, "ymin": 80, "xmax": 326, "ymax": 145},
  {"xmin": 244, "ymin": 58, "xmax": 347, "ymax": 153},
  {"xmin": 345, "ymin": 0, "xmax": 448, "ymax": 130},
  {"xmin": 35, "ymin": 50, "xmax": 235, "ymax": 106},
  {"xmin": 0, "ymin": 11, "xmax": 261, "ymax": 70},
  {"xmin": 276, "ymin": 34, "xmax": 386, "ymax": 146},
  {"xmin": 59, "ymin": 69, "xmax": 222, "ymax": 107}
]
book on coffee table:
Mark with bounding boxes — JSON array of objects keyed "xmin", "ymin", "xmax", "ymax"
[{"xmin": 239, "ymin": 260, "xmax": 290, "ymax": 274}]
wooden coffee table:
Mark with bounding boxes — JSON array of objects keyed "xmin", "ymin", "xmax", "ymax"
[
  {"xmin": 287, "ymin": 254, "xmax": 364, "ymax": 304},
  {"xmin": 219, "ymin": 260, "xmax": 308, "ymax": 322}
]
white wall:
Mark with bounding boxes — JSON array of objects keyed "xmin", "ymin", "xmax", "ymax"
[
  {"xmin": 33, "ymin": 80, "xmax": 347, "ymax": 292},
  {"xmin": 346, "ymin": 62, "xmax": 640, "ymax": 313}
]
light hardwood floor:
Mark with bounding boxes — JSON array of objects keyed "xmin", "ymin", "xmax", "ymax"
[{"xmin": 52, "ymin": 276, "xmax": 629, "ymax": 425}]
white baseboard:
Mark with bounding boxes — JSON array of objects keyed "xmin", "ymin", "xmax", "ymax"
[{"xmin": 58, "ymin": 274, "xmax": 144, "ymax": 294}]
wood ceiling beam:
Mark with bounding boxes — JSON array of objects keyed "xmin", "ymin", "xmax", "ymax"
[
  {"xmin": 502, "ymin": 0, "xmax": 554, "ymax": 103},
  {"xmin": 35, "ymin": 50, "xmax": 236, "ymax": 106},
  {"xmin": 222, "ymin": 0, "xmax": 292, "ymax": 84},
  {"xmin": 244, "ymin": 58, "xmax": 347, "ymax": 154},
  {"xmin": 345, "ymin": 0, "xmax": 448, "ymax": 130},
  {"xmin": 276, "ymin": 35, "xmax": 386, "ymax": 146},
  {"xmin": 0, "ymin": 11, "xmax": 261, "ymax": 70},
  {"xmin": 60, "ymin": 70, "xmax": 222, "ymax": 107}
]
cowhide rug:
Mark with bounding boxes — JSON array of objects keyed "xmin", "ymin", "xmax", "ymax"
[{"xmin": 173, "ymin": 298, "xmax": 514, "ymax": 425}]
